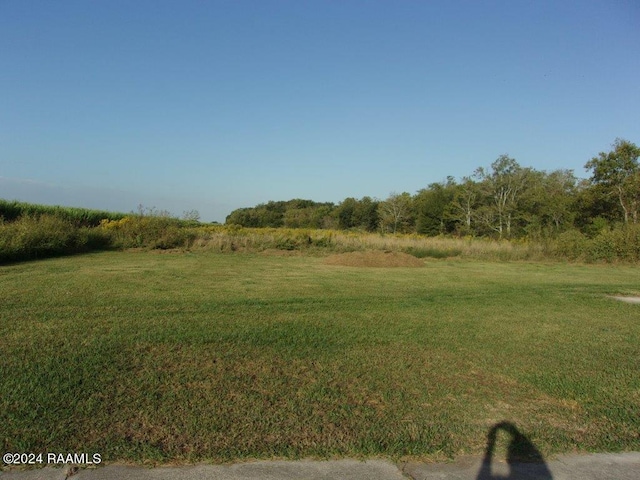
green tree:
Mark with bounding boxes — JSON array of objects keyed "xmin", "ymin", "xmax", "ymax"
[
  {"xmin": 450, "ymin": 176, "xmax": 480, "ymax": 235},
  {"xmin": 572, "ymin": 178, "xmax": 618, "ymax": 234},
  {"xmin": 334, "ymin": 197, "xmax": 380, "ymax": 231},
  {"xmin": 352, "ymin": 196, "xmax": 380, "ymax": 232},
  {"xmin": 282, "ymin": 201, "xmax": 335, "ymax": 228},
  {"xmin": 379, "ymin": 192, "xmax": 412, "ymax": 233},
  {"xmin": 516, "ymin": 169, "xmax": 577, "ymax": 238},
  {"xmin": 541, "ymin": 169, "xmax": 577, "ymax": 233},
  {"xmin": 283, "ymin": 207, "xmax": 314, "ymax": 228},
  {"xmin": 225, "ymin": 208, "xmax": 262, "ymax": 227},
  {"xmin": 415, "ymin": 178, "xmax": 457, "ymax": 235},
  {"xmin": 585, "ymin": 139, "xmax": 640, "ymax": 224},
  {"xmin": 335, "ymin": 197, "xmax": 358, "ymax": 229},
  {"xmin": 474, "ymin": 155, "xmax": 528, "ymax": 238}
]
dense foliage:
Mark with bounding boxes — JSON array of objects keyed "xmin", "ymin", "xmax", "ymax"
[
  {"xmin": 0, "ymin": 199, "xmax": 127, "ymax": 227},
  {"xmin": 0, "ymin": 204, "xmax": 195, "ymax": 263},
  {"xmin": 1, "ymin": 139, "xmax": 638, "ymax": 263},
  {"xmin": 226, "ymin": 139, "xmax": 640, "ymax": 240}
]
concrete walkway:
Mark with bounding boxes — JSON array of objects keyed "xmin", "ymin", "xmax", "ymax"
[{"xmin": 2, "ymin": 452, "xmax": 639, "ymax": 480}]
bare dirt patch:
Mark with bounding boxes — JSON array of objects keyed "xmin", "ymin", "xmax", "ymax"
[
  {"xmin": 610, "ymin": 296, "xmax": 640, "ymax": 304},
  {"xmin": 323, "ymin": 250, "xmax": 425, "ymax": 268}
]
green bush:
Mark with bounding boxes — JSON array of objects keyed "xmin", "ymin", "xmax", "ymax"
[
  {"xmin": 588, "ymin": 229, "xmax": 617, "ymax": 262},
  {"xmin": 275, "ymin": 235, "xmax": 301, "ymax": 251},
  {"xmin": 555, "ymin": 229, "xmax": 589, "ymax": 261},
  {"xmin": 556, "ymin": 225, "xmax": 640, "ymax": 263},
  {"xmin": 77, "ymin": 227, "xmax": 113, "ymax": 251},
  {"xmin": 582, "ymin": 216, "xmax": 610, "ymax": 238},
  {"xmin": 595, "ymin": 224, "xmax": 640, "ymax": 262},
  {"xmin": 100, "ymin": 215, "xmax": 195, "ymax": 250},
  {"xmin": 0, "ymin": 212, "xmax": 198, "ymax": 263},
  {"xmin": 311, "ymin": 235, "xmax": 333, "ymax": 248},
  {"xmin": 152, "ymin": 226, "xmax": 197, "ymax": 250},
  {"xmin": 0, "ymin": 199, "xmax": 126, "ymax": 226},
  {"xmin": 0, "ymin": 215, "xmax": 92, "ymax": 262},
  {"xmin": 619, "ymin": 224, "xmax": 640, "ymax": 261}
]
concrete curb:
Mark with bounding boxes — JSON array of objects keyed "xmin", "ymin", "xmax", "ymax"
[
  {"xmin": 402, "ymin": 451, "xmax": 640, "ymax": 479},
  {"xmin": 2, "ymin": 453, "xmax": 639, "ymax": 480}
]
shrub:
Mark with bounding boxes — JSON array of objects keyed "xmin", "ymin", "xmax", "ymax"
[
  {"xmin": 152, "ymin": 226, "xmax": 197, "ymax": 250},
  {"xmin": 0, "ymin": 215, "xmax": 89, "ymax": 262},
  {"xmin": 100, "ymin": 215, "xmax": 194, "ymax": 250},
  {"xmin": 590, "ymin": 224, "xmax": 640, "ymax": 262},
  {"xmin": 311, "ymin": 234, "xmax": 333, "ymax": 248},
  {"xmin": 0, "ymin": 199, "xmax": 126, "ymax": 226},
  {"xmin": 555, "ymin": 229, "xmax": 589, "ymax": 261},
  {"xmin": 556, "ymin": 224, "xmax": 640, "ymax": 263},
  {"xmin": 588, "ymin": 229, "xmax": 617, "ymax": 262}
]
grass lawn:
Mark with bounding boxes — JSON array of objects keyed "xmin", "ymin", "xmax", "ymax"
[{"xmin": 1, "ymin": 251, "xmax": 639, "ymax": 463}]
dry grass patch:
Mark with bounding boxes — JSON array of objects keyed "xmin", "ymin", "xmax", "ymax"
[{"xmin": 323, "ymin": 250, "xmax": 425, "ymax": 268}]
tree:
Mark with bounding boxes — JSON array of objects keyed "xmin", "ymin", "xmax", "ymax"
[
  {"xmin": 573, "ymin": 178, "xmax": 618, "ymax": 233},
  {"xmin": 182, "ymin": 209, "xmax": 201, "ymax": 223},
  {"xmin": 515, "ymin": 169, "xmax": 577, "ymax": 237},
  {"xmin": 352, "ymin": 196, "xmax": 380, "ymax": 232},
  {"xmin": 334, "ymin": 197, "xmax": 380, "ymax": 231},
  {"xmin": 474, "ymin": 155, "xmax": 528, "ymax": 238},
  {"xmin": 450, "ymin": 176, "xmax": 480, "ymax": 235},
  {"xmin": 283, "ymin": 207, "xmax": 314, "ymax": 228},
  {"xmin": 335, "ymin": 197, "xmax": 358, "ymax": 229},
  {"xmin": 540, "ymin": 169, "xmax": 577, "ymax": 232},
  {"xmin": 585, "ymin": 139, "xmax": 640, "ymax": 224},
  {"xmin": 379, "ymin": 192, "xmax": 412, "ymax": 233},
  {"xmin": 415, "ymin": 178, "xmax": 457, "ymax": 235}
]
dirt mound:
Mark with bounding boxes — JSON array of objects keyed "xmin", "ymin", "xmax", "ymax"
[{"xmin": 324, "ymin": 251, "xmax": 425, "ymax": 268}]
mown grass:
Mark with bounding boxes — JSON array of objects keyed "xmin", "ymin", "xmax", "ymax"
[{"xmin": 1, "ymin": 251, "xmax": 639, "ymax": 464}]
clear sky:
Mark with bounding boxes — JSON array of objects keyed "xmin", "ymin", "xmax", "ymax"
[{"xmin": 2, "ymin": 1, "xmax": 639, "ymax": 222}]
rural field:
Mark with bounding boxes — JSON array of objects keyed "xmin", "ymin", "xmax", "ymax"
[{"xmin": 1, "ymin": 250, "xmax": 639, "ymax": 464}]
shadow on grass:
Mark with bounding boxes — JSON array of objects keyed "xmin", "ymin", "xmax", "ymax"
[
  {"xmin": 476, "ymin": 421, "xmax": 552, "ymax": 479},
  {"xmin": 0, "ymin": 245, "xmax": 117, "ymax": 266}
]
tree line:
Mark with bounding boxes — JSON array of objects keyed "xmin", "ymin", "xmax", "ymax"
[{"xmin": 225, "ymin": 139, "xmax": 640, "ymax": 239}]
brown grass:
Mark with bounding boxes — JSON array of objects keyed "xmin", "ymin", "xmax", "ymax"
[
  {"xmin": 323, "ymin": 250, "xmax": 425, "ymax": 268},
  {"xmin": 190, "ymin": 226, "xmax": 553, "ymax": 262}
]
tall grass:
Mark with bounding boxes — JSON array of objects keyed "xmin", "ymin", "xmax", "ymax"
[
  {"xmin": 1, "ymin": 199, "xmax": 639, "ymax": 264},
  {"xmin": 0, "ymin": 199, "xmax": 126, "ymax": 227},
  {"xmin": 192, "ymin": 225, "xmax": 640, "ymax": 263},
  {"xmin": 0, "ymin": 215, "xmax": 111, "ymax": 263},
  {"xmin": 191, "ymin": 226, "xmax": 553, "ymax": 261},
  {"xmin": 100, "ymin": 216, "xmax": 197, "ymax": 250},
  {"xmin": 0, "ymin": 200, "xmax": 196, "ymax": 263}
]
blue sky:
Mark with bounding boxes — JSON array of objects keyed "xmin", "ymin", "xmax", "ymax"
[{"xmin": 2, "ymin": 1, "xmax": 639, "ymax": 222}]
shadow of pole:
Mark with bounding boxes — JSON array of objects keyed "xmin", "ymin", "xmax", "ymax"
[{"xmin": 476, "ymin": 421, "xmax": 553, "ymax": 479}]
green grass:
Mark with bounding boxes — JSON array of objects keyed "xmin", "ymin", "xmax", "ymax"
[{"xmin": 1, "ymin": 251, "xmax": 639, "ymax": 464}]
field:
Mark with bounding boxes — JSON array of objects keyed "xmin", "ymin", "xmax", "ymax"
[{"xmin": 1, "ymin": 250, "xmax": 639, "ymax": 464}]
